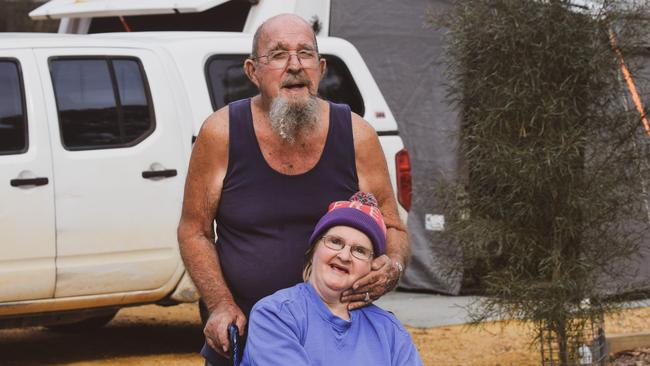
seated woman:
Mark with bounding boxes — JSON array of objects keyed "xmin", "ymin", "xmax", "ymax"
[{"xmin": 241, "ymin": 192, "xmax": 423, "ymax": 366}]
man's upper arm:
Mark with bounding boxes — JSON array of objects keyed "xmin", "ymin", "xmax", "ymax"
[
  {"xmin": 178, "ymin": 107, "xmax": 229, "ymax": 242},
  {"xmin": 351, "ymin": 113, "xmax": 409, "ymax": 264}
]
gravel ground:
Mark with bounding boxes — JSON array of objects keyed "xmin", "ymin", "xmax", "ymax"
[
  {"xmin": 0, "ymin": 303, "xmax": 648, "ymax": 365},
  {"xmin": 612, "ymin": 347, "xmax": 650, "ymax": 366}
]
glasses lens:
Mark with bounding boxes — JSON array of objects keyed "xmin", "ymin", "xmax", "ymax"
[
  {"xmin": 323, "ymin": 236, "xmax": 344, "ymax": 250},
  {"xmin": 297, "ymin": 51, "xmax": 318, "ymax": 68},
  {"xmin": 322, "ymin": 236, "xmax": 373, "ymax": 261},
  {"xmin": 350, "ymin": 246, "xmax": 372, "ymax": 261},
  {"xmin": 266, "ymin": 51, "xmax": 318, "ymax": 69}
]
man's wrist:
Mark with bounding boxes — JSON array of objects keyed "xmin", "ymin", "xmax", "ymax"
[{"xmin": 394, "ymin": 259, "xmax": 404, "ymax": 279}]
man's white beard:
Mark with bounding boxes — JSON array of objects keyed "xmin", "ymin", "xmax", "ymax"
[{"xmin": 269, "ymin": 94, "xmax": 320, "ymax": 144}]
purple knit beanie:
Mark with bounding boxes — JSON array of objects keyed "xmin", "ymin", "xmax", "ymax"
[{"xmin": 308, "ymin": 192, "xmax": 387, "ymax": 256}]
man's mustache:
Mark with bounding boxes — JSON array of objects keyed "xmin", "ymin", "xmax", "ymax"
[{"xmin": 281, "ymin": 74, "xmax": 312, "ymax": 88}]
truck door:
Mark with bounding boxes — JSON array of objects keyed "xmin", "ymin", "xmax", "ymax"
[
  {"xmin": 34, "ymin": 48, "xmax": 186, "ymax": 298},
  {"xmin": 0, "ymin": 51, "xmax": 56, "ymax": 302}
]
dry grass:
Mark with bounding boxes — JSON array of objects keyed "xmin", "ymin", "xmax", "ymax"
[
  {"xmin": 1, "ymin": 302, "xmax": 648, "ymax": 365},
  {"xmin": 409, "ymin": 306, "xmax": 650, "ymax": 366}
]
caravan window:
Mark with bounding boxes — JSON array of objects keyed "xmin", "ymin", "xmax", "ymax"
[
  {"xmin": 205, "ymin": 54, "xmax": 365, "ymax": 116},
  {"xmin": 50, "ymin": 57, "xmax": 155, "ymax": 150},
  {"xmin": 0, "ymin": 60, "xmax": 27, "ymax": 155}
]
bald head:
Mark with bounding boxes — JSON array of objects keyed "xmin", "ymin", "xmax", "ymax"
[{"xmin": 251, "ymin": 14, "xmax": 318, "ymax": 58}]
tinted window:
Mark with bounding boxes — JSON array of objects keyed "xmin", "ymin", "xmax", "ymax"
[
  {"xmin": 113, "ymin": 60, "xmax": 152, "ymax": 142},
  {"xmin": 318, "ymin": 56, "xmax": 364, "ymax": 115},
  {"xmin": 0, "ymin": 60, "xmax": 27, "ymax": 155},
  {"xmin": 205, "ymin": 54, "xmax": 365, "ymax": 116},
  {"xmin": 206, "ymin": 55, "xmax": 254, "ymax": 110},
  {"xmin": 50, "ymin": 58, "xmax": 154, "ymax": 150}
]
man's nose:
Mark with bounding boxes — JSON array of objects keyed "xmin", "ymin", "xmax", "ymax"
[{"xmin": 286, "ymin": 53, "xmax": 303, "ymax": 70}]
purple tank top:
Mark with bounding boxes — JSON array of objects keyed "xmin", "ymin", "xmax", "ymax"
[{"xmin": 216, "ymin": 98, "xmax": 359, "ymax": 316}]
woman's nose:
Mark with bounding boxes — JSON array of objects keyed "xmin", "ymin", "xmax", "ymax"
[{"xmin": 336, "ymin": 245, "xmax": 352, "ymax": 261}]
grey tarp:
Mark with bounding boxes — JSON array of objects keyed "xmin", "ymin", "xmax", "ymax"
[
  {"xmin": 331, "ymin": 0, "xmax": 650, "ymax": 295},
  {"xmin": 331, "ymin": 0, "xmax": 463, "ymax": 294}
]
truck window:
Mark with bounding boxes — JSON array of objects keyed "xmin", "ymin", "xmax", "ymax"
[
  {"xmin": 50, "ymin": 57, "xmax": 154, "ymax": 150},
  {"xmin": 205, "ymin": 54, "xmax": 365, "ymax": 116},
  {"xmin": 0, "ymin": 60, "xmax": 27, "ymax": 155}
]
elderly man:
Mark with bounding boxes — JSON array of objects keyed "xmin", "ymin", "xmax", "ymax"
[{"xmin": 177, "ymin": 13, "xmax": 409, "ymax": 366}]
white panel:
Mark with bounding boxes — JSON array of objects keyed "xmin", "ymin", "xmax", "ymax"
[
  {"xmin": 55, "ymin": 249, "xmax": 178, "ymax": 296},
  {"xmin": 0, "ymin": 50, "xmax": 56, "ymax": 302},
  {"xmin": 34, "ymin": 47, "xmax": 187, "ymax": 298},
  {"xmin": 29, "ymin": 0, "xmax": 232, "ymax": 20}
]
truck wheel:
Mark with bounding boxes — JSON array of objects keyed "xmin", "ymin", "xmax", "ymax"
[
  {"xmin": 46, "ymin": 311, "xmax": 118, "ymax": 332},
  {"xmin": 199, "ymin": 299, "xmax": 209, "ymax": 329}
]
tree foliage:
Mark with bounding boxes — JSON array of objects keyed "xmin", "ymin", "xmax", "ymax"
[{"xmin": 439, "ymin": 0, "xmax": 650, "ymax": 363}]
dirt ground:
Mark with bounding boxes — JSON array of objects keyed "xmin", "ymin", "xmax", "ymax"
[{"xmin": 1, "ymin": 302, "xmax": 648, "ymax": 366}]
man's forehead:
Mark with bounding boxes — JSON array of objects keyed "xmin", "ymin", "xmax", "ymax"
[
  {"xmin": 257, "ymin": 16, "xmax": 316, "ymax": 50},
  {"xmin": 267, "ymin": 41, "xmax": 316, "ymax": 50}
]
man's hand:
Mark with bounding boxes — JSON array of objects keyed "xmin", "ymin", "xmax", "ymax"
[
  {"xmin": 340, "ymin": 255, "xmax": 402, "ymax": 310},
  {"xmin": 204, "ymin": 300, "xmax": 247, "ymax": 358}
]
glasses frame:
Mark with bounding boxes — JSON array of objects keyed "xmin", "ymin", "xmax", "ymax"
[
  {"xmin": 250, "ymin": 50, "xmax": 321, "ymax": 70},
  {"xmin": 320, "ymin": 235, "xmax": 374, "ymax": 261}
]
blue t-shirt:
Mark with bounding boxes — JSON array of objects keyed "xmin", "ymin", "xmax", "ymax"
[{"xmin": 241, "ymin": 282, "xmax": 424, "ymax": 366}]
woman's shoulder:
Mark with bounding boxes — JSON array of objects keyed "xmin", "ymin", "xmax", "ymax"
[
  {"xmin": 358, "ymin": 305, "xmax": 410, "ymax": 335},
  {"xmin": 251, "ymin": 283, "xmax": 310, "ymax": 315}
]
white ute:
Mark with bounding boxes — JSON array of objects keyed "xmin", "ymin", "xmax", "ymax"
[{"xmin": 0, "ymin": 31, "xmax": 410, "ymax": 329}]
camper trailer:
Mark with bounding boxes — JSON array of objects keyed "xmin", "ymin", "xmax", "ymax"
[{"xmin": 29, "ymin": 0, "xmax": 332, "ymax": 36}]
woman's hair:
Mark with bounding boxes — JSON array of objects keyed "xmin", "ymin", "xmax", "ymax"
[{"xmin": 302, "ymin": 238, "xmax": 319, "ymax": 281}]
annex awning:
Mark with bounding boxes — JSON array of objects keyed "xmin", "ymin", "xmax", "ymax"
[{"xmin": 29, "ymin": 0, "xmax": 232, "ymax": 20}]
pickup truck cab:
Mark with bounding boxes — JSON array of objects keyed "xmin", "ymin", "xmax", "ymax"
[{"xmin": 0, "ymin": 32, "xmax": 409, "ymax": 328}]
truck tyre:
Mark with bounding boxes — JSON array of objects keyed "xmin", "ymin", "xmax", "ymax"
[
  {"xmin": 199, "ymin": 299, "xmax": 209, "ymax": 329},
  {"xmin": 46, "ymin": 311, "xmax": 118, "ymax": 332}
]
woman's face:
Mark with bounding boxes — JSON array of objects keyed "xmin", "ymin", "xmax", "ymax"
[{"xmin": 309, "ymin": 226, "xmax": 373, "ymax": 296}]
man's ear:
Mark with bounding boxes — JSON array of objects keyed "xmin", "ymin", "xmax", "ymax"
[
  {"xmin": 319, "ymin": 57, "xmax": 327, "ymax": 79},
  {"xmin": 244, "ymin": 59, "xmax": 260, "ymax": 88}
]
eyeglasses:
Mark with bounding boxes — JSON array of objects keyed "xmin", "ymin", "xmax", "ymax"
[
  {"xmin": 320, "ymin": 235, "xmax": 374, "ymax": 261},
  {"xmin": 251, "ymin": 50, "xmax": 320, "ymax": 69}
]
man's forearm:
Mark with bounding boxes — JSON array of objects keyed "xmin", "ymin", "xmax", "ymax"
[
  {"xmin": 386, "ymin": 227, "xmax": 410, "ymax": 269},
  {"xmin": 179, "ymin": 235, "xmax": 234, "ymax": 312}
]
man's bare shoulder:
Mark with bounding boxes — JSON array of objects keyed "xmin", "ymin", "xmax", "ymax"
[
  {"xmin": 350, "ymin": 112, "xmax": 379, "ymax": 146},
  {"xmin": 198, "ymin": 105, "xmax": 229, "ymax": 144},
  {"xmin": 189, "ymin": 106, "xmax": 229, "ymax": 175}
]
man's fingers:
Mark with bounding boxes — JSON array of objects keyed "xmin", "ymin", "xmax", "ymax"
[
  {"xmin": 371, "ymin": 255, "xmax": 390, "ymax": 271},
  {"xmin": 205, "ymin": 336, "xmax": 217, "ymax": 351},
  {"xmin": 235, "ymin": 316, "xmax": 247, "ymax": 337},
  {"xmin": 209, "ymin": 339, "xmax": 229, "ymax": 358},
  {"xmin": 347, "ymin": 300, "xmax": 369, "ymax": 310},
  {"xmin": 352, "ymin": 271, "xmax": 381, "ymax": 290},
  {"xmin": 340, "ymin": 290, "xmax": 369, "ymax": 303},
  {"xmin": 216, "ymin": 319, "xmax": 234, "ymax": 354},
  {"xmin": 205, "ymin": 328, "xmax": 229, "ymax": 358}
]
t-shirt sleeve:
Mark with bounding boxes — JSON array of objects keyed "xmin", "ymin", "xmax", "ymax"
[
  {"xmin": 391, "ymin": 324, "xmax": 424, "ymax": 366},
  {"xmin": 241, "ymin": 299, "xmax": 311, "ymax": 366}
]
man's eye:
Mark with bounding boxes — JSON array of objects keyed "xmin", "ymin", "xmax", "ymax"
[
  {"xmin": 298, "ymin": 50, "xmax": 315, "ymax": 58},
  {"xmin": 270, "ymin": 51, "xmax": 289, "ymax": 60}
]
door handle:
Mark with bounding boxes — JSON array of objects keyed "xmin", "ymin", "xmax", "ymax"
[
  {"xmin": 142, "ymin": 169, "xmax": 177, "ymax": 179},
  {"xmin": 10, "ymin": 177, "xmax": 49, "ymax": 187}
]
